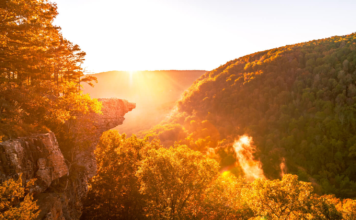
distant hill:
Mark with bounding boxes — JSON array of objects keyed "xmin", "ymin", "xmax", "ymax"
[
  {"xmin": 145, "ymin": 33, "xmax": 356, "ymax": 198},
  {"xmin": 82, "ymin": 70, "xmax": 206, "ymax": 135}
]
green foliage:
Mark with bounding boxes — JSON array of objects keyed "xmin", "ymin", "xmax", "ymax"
[
  {"xmin": 155, "ymin": 33, "xmax": 356, "ymax": 197},
  {"xmin": 0, "ymin": 176, "xmax": 38, "ymax": 220},
  {"xmin": 198, "ymin": 173, "xmax": 253, "ymax": 219},
  {"xmin": 243, "ymin": 175, "xmax": 342, "ymax": 219},
  {"xmin": 139, "ymin": 124, "xmax": 188, "ymax": 148},
  {"xmin": 0, "ymin": 0, "xmax": 101, "ymax": 140},
  {"xmin": 83, "ymin": 131, "xmax": 356, "ymax": 219},
  {"xmin": 137, "ymin": 145, "xmax": 219, "ymax": 219},
  {"xmin": 81, "ymin": 130, "xmax": 160, "ymax": 220}
]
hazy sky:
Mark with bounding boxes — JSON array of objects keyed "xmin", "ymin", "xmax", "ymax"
[{"xmin": 54, "ymin": 0, "xmax": 356, "ymax": 73}]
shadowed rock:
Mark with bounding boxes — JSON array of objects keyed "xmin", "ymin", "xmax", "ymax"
[
  {"xmin": 0, "ymin": 98, "xmax": 135, "ymax": 220},
  {"xmin": 0, "ymin": 132, "xmax": 68, "ymax": 192}
]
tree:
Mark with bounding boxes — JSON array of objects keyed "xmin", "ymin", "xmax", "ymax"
[
  {"xmin": 197, "ymin": 173, "xmax": 253, "ymax": 219},
  {"xmin": 82, "ymin": 130, "xmax": 160, "ymax": 220},
  {"xmin": 242, "ymin": 174, "xmax": 342, "ymax": 219},
  {"xmin": 0, "ymin": 0, "xmax": 100, "ymax": 140},
  {"xmin": 136, "ymin": 145, "xmax": 219, "ymax": 219},
  {"xmin": 81, "ymin": 130, "xmax": 356, "ymax": 219},
  {"xmin": 0, "ymin": 176, "xmax": 38, "ymax": 220},
  {"xmin": 337, "ymin": 199, "xmax": 356, "ymax": 220}
]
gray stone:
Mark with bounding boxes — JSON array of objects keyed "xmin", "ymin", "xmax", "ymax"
[{"xmin": 0, "ymin": 98, "xmax": 135, "ymax": 220}]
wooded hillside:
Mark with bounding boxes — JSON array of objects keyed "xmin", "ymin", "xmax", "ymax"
[{"xmin": 146, "ymin": 33, "xmax": 356, "ymax": 198}]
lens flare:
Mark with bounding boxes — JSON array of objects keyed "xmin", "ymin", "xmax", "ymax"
[
  {"xmin": 233, "ymin": 135, "xmax": 265, "ymax": 181},
  {"xmin": 280, "ymin": 157, "xmax": 287, "ymax": 177}
]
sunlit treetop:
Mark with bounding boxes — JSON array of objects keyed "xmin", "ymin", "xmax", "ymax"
[{"xmin": 0, "ymin": 0, "xmax": 100, "ymax": 140}]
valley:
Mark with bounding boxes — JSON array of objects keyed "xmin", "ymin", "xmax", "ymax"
[{"xmin": 82, "ymin": 70, "xmax": 206, "ymax": 135}]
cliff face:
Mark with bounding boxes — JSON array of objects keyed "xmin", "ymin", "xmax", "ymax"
[
  {"xmin": 73, "ymin": 98, "xmax": 136, "ymax": 178},
  {"xmin": 0, "ymin": 98, "xmax": 135, "ymax": 220},
  {"xmin": 94, "ymin": 98, "xmax": 136, "ymax": 133},
  {"xmin": 0, "ymin": 132, "xmax": 69, "ymax": 219}
]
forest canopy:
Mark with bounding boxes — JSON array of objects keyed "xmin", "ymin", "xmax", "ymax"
[
  {"xmin": 2, "ymin": 0, "xmax": 356, "ymax": 219},
  {"xmin": 82, "ymin": 130, "xmax": 356, "ymax": 220},
  {"xmin": 0, "ymin": 0, "xmax": 101, "ymax": 140},
  {"xmin": 141, "ymin": 33, "xmax": 356, "ymax": 198}
]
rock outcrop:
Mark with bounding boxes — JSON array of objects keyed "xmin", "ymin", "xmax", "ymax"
[
  {"xmin": 0, "ymin": 98, "xmax": 135, "ymax": 220},
  {"xmin": 93, "ymin": 98, "xmax": 136, "ymax": 133},
  {"xmin": 73, "ymin": 98, "xmax": 136, "ymax": 178},
  {"xmin": 0, "ymin": 132, "xmax": 69, "ymax": 220},
  {"xmin": 0, "ymin": 132, "xmax": 68, "ymax": 191}
]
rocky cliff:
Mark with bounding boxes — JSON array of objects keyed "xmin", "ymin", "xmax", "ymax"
[
  {"xmin": 73, "ymin": 98, "xmax": 136, "ymax": 179},
  {"xmin": 0, "ymin": 98, "xmax": 135, "ymax": 220}
]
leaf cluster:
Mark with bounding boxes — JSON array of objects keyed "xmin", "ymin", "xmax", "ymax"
[{"xmin": 0, "ymin": 176, "xmax": 38, "ymax": 220}]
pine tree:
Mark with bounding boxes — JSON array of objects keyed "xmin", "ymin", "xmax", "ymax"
[{"xmin": 0, "ymin": 0, "xmax": 100, "ymax": 140}]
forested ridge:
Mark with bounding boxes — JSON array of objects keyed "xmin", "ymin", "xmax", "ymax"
[
  {"xmin": 145, "ymin": 33, "xmax": 356, "ymax": 198},
  {"xmin": 84, "ymin": 34, "xmax": 356, "ymax": 219}
]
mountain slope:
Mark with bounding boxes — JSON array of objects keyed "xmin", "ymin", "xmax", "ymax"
[
  {"xmin": 151, "ymin": 33, "xmax": 356, "ymax": 198},
  {"xmin": 82, "ymin": 70, "xmax": 206, "ymax": 135}
]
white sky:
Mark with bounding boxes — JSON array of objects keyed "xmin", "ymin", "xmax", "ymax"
[{"xmin": 53, "ymin": 0, "xmax": 356, "ymax": 73}]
